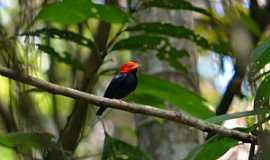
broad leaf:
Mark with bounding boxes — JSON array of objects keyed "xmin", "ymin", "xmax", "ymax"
[
  {"xmin": 127, "ymin": 23, "xmax": 196, "ymax": 42},
  {"xmin": 112, "ymin": 35, "xmax": 188, "ymax": 71},
  {"xmin": 21, "ymin": 28, "xmax": 96, "ymax": 50},
  {"xmin": 157, "ymin": 47, "xmax": 188, "ymax": 71},
  {"xmin": 94, "ymin": 3, "xmax": 130, "ymax": 24},
  {"xmin": 37, "ymin": 44, "xmax": 84, "ymax": 70},
  {"xmin": 112, "ymin": 35, "xmax": 168, "ymax": 51},
  {"xmin": 143, "ymin": 0, "xmax": 210, "ymax": 17},
  {"xmin": 207, "ymin": 111, "xmax": 254, "ymax": 123},
  {"xmin": 101, "ymin": 133, "xmax": 152, "ymax": 160},
  {"xmin": 256, "ymin": 75, "xmax": 270, "ymax": 98},
  {"xmin": 207, "ymin": 108, "xmax": 270, "ymax": 123},
  {"xmin": 207, "ymin": 111, "xmax": 253, "ymax": 123},
  {"xmin": 252, "ymin": 38, "xmax": 270, "ymax": 71},
  {"xmin": 128, "ymin": 93, "xmax": 164, "ymax": 107},
  {"xmin": 127, "ymin": 23, "xmax": 225, "ymax": 53},
  {"xmin": 239, "ymin": 11, "xmax": 261, "ymax": 37},
  {"xmin": 184, "ymin": 136, "xmax": 238, "ymax": 160},
  {"xmin": 254, "ymin": 75, "xmax": 270, "ymax": 118},
  {"xmin": 36, "ymin": 0, "xmax": 129, "ymax": 24},
  {"xmin": 36, "ymin": 0, "xmax": 93, "ymax": 24},
  {"xmin": 0, "ymin": 132, "xmax": 55, "ymax": 150},
  {"xmin": 129, "ymin": 75, "xmax": 214, "ymax": 119}
]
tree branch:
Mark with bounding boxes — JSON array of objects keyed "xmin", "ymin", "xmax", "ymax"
[{"xmin": 0, "ymin": 65, "xmax": 257, "ymax": 144}]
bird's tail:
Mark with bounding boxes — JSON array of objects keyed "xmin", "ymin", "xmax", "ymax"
[{"xmin": 96, "ymin": 106, "xmax": 107, "ymax": 116}]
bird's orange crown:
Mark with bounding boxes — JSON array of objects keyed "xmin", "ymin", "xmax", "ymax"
[{"xmin": 120, "ymin": 61, "xmax": 139, "ymax": 73}]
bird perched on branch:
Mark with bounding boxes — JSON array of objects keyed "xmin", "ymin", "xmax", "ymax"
[{"xmin": 96, "ymin": 61, "xmax": 139, "ymax": 116}]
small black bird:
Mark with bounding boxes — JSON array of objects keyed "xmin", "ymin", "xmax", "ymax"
[{"xmin": 96, "ymin": 61, "xmax": 139, "ymax": 116}]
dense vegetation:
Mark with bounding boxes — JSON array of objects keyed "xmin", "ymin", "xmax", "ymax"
[{"xmin": 0, "ymin": 0, "xmax": 270, "ymax": 159}]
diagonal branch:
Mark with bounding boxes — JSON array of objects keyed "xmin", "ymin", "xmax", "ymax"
[{"xmin": 0, "ymin": 65, "xmax": 257, "ymax": 144}]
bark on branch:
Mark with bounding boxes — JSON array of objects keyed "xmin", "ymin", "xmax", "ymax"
[{"xmin": 0, "ymin": 66, "xmax": 257, "ymax": 144}]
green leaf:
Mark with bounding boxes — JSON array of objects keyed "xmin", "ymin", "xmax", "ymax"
[
  {"xmin": 0, "ymin": 132, "xmax": 55, "ymax": 150},
  {"xmin": 126, "ymin": 23, "xmax": 225, "ymax": 53},
  {"xmin": 254, "ymin": 75, "xmax": 270, "ymax": 109},
  {"xmin": 112, "ymin": 35, "xmax": 169, "ymax": 51},
  {"xmin": 127, "ymin": 93, "xmax": 165, "ymax": 108},
  {"xmin": 94, "ymin": 3, "xmax": 130, "ymax": 24},
  {"xmin": 101, "ymin": 133, "xmax": 152, "ymax": 160},
  {"xmin": 130, "ymin": 75, "xmax": 214, "ymax": 119},
  {"xmin": 127, "ymin": 23, "xmax": 195, "ymax": 41},
  {"xmin": 37, "ymin": 44, "xmax": 84, "ymax": 70},
  {"xmin": 184, "ymin": 136, "xmax": 238, "ymax": 160},
  {"xmin": 207, "ymin": 108, "xmax": 270, "ymax": 123},
  {"xmin": 157, "ymin": 47, "xmax": 189, "ymax": 72},
  {"xmin": 36, "ymin": 0, "xmax": 93, "ymax": 24},
  {"xmin": 207, "ymin": 111, "xmax": 254, "ymax": 123},
  {"xmin": 143, "ymin": 0, "xmax": 210, "ymax": 17},
  {"xmin": 21, "ymin": 28, "xmax": 96, "ymax": 50},
  {"xmin": 239, "ymin": 11, "xmax": 261, "ymax": 37},
  {"xmin": 36, "ymin": 0, "xmax": 129, "ymax": 25},
  {"xmin": 112, "ymin": 35, "xmax": 189, "ymax": 71},
  {"xmin": 252, "ymin": 38, "xmax": 270, "ymax": 71}
]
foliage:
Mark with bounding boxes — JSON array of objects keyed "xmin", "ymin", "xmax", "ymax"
[
  {"xmin": 21, "ymin": 28, "xmax": 96, "ymax": 50},
  {"xmin": 253, "ymin": 38, "xmax": 270, "ymax": 71},
  {"xmin": 142, "ymin": 0, "xmax": 210, "ymax": 17},
  {"xmin": 129, "ymin": 75, "xmax": 214, "ymax": 119},
  {"xmin": 184, "ymin": 135, "xmax": 238, "ymax": 160},
  {"xmin": 36, "ymin": 0, "xmax": 129, "ymax": 24},
  {"xmin": 0, "ymin": 133, "xmax": 55, "ymax": 150},
  {"xmin": 101, "ymin": 133, "xmax": 152, "ymax": 160},
  {"xmin": 126, "ymin": 23, "xmax": 211, "ymax": 49},
  {"xmin": 2, "ymin": 0, "xmax": 270, "ymax": 160},
  {"xmin": 206, "ymin": 108, "xmax": 270, "ymax": 123},
  {"xmin": 112, "ymin": 34, "xmax": 189, "ymax": 71}
]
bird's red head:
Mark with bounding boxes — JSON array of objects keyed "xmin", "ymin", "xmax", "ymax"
[{"xmin": 120, "ymin": 61, "xmax": 139, "ymax": 73}]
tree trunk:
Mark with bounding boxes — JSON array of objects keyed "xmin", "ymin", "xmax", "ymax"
[{"xmin": 134, "ymin": 2, "xmax": 203, "ymax": 159}]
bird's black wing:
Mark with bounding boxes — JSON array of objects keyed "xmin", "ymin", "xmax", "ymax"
[
  {"xmin": 104, "ymin": 73, "xmax": 127, "ymax": 98},
  {"xmin": 96, "ymin": 73, "xmax": 127, "ymax": 116}
]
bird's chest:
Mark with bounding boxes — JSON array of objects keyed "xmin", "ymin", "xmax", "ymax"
[
  {"xmin": 113, "ymin": 74, "xmax": 137, "ymax": 98},
  {"xmin": 122, "ymin": 74, "xmax": 137, "ymax": 90}
]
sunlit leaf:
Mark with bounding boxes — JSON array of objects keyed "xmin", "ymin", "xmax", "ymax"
[
  {"xmin": 0, "ymin": 132, "xmax": 55, "ymax": 150},
  {"xmin": 254, "ymin": 75, "xmax": 270, "ymax": 115},
  {"xmin": 184, "ymin": 136, "xmax": 238, "ymax": 160},
  {"xmin": 36, "ymin": 0, "xmax": 93, "ymax": 24},
  {"xmin": 94, "ymin": 3, "xmax": 130, "ymax": 24},
  {"xmin": 206, "ymin": 109, "xmax": 270, "ymax": 123},
  {"xmin": 143, "ymin": 0, "xmax": 210, "ymax": 17},
  {"xmin": 36, "ymin": 0, "xmax": 129, "ymax": 24},
  {"xmin": 256, "ymin": 75, "xmax": 270, "ymax": 98},
  {"xmin": 101, "ymin": 133, "xmax": 152, "ymax": 160},
  {"xmin": 207, "ymin": 111, "xmax": 254, "ymax": 123},
  {"xmin": 252, "ymin": 38, "xmax": 270, "ymax": 71},
  {"xmin": 130, "ymin": 75, "xmax": 214, "ymax": 119}
]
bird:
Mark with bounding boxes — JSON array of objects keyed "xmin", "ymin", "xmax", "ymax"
[{"xmin": 96, "ymin": 61, "xmax": 139, "ymax": 116}]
